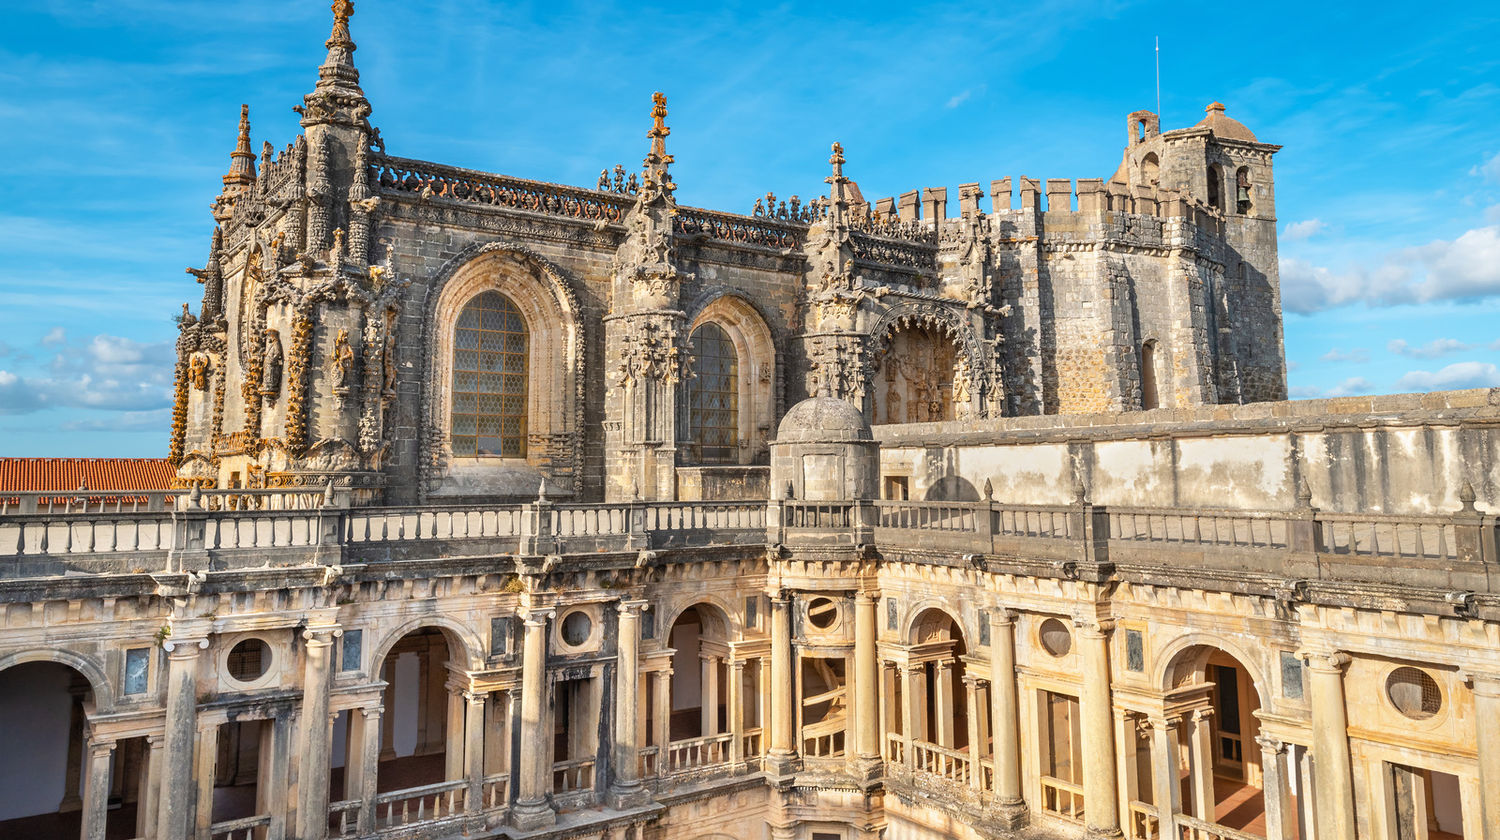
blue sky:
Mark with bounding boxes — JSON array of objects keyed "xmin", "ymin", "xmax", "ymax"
[{"xmin": 1, "ymin": 1, "xmax": 1498, "ymax": 456}]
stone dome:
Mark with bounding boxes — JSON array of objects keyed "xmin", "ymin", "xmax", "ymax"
[
  {"xmin": 1194, "ymin": 102, "xmax": 1258, "ymax": 143},
  {"xmin": 776, "ymin": 395, "xmax": 871, "ymax": 442}
]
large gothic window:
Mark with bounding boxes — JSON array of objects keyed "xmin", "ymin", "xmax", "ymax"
[
  {"xmin": 688, "ymin": 322, "xmax": 738, "ymax": 462},
  {"xmin": 451, "ymin": 291, "xmax": 528, "ymax": 457}
]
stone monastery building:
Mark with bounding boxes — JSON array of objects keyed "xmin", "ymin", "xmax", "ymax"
[{"xmin": 3, "ymin": 4, "xmax": 1500, "ymax": 840}]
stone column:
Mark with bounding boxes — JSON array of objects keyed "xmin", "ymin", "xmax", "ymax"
[
  {"xmin": 900, "ymin": 664, "xmax": 917, "ymax": 767},
  {"xmin": 768, "ymin": 595, "xmax": 796, "ymax": 767},
  {"xmin": 354, "ymin": 706, "xmax": 382, "ymax": 835},
  {"xmin": 701, "ymin": 654, "xmax": 719, "ymax": 737},
  {"xmin": 1305, "ymin": 650, "xmax": 1354, "ymax": 840},
  {"xmin": 463, "ymin": 691, "xmax": 487, "ymax": 812},
  {"xmin": 445, "ymin": 687, "xmax": 466, "ymax": 781},
  {"xmin": 934, "ymin": 660, "xmax": 955, "ymax": 747},
  {"xmin": 1078, "ymin": 621, "xmax": 1122, "ymax": 839},
  {"xmin": 854, "ymin": 592, "xmax": 880, "ymax": 766},
  {"xmin": 1256, "ymin": 734, "xmax": 1292, "ymax": 840},
  {"xmin": 963, "ymin": 675, "xmax": 983, "ymax": 790},
  {"xmin": 60, "ymin": 682, "xmax": 88, "ymax": 812},
  {"xmin": 81, "ymin": 737, "xmax": 115, "ymax": 840},
  {"xmin": 612, "ymin": 600, "xmax": 648, "ymax": 806},
  {"xmin": 1474, "ymin": 674, "xmax": 1500, "ymax": 840},
  {"xmin": 512, "ymin": 610, "xmax": 555, "ymax": 830},
  {"xmin": 159, "ymin": 637, "xmax": 207, "ymax": 839},
  {"xmin": 654, "ymin": 669, "xmax": 673, "ymax": 755},
  {"xmin": 729, "ymin": 659, "xmax": 745, "ymax": 765},
  {"xmin": 297, "ymin": 626, "xmax": 339, "ymax": 840},
  {"xmin": 1187, "ymin": 708, "xmax": 1216, "ymax": 820},
  {"xmin": 989, "ymin": 609, "xmax": 1026, "ymax": 824},
  {"xmin": 193, "ymin": 719, "xmax": 217, "ymax": 838},
  {"xmin": 138, "ymin": 733, "xmax": 164, "ymax": 840},
  {"xmin": 1149, "ymin": 717, "xmax": 1183, "ymax": 832}
]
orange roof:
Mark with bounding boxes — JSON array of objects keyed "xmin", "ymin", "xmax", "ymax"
[{"xmin": 0, "ymin": 458, "xmax": 175, "ymax": 492}]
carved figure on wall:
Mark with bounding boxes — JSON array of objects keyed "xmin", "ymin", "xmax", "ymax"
[
  {"xmin": 189, "ymin": 354, "xmax": 210, "ymax": 390},
  {"xmin": 332, "ymin": 327, "xmax": 355, "ymax": 393},
  {"xmin": 260, "ymin": 329, "xmax": 283, "ymax": 400}
]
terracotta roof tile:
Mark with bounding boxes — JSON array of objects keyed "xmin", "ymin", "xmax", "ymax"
[{"xmin": 0, "ymin": 458, "xmax": 175, "ymax": 492}]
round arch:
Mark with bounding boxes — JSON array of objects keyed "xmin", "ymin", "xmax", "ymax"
[
  {"xmin": 662, "ymin": 598, "xmax": 736, "ymax": 642},
  {"xmin": 683, "ymin": 292, "xmax": 777, "ymax": 465},
  {"xmin": 421, "ymin": 244, "xmax": 585, "ymax": 498},
  {"xmin": 1152, "ymin": 633, "xmax": 1271, "ymax": 708},
  {"xmin": 0, "ymin": 648, "xmax": 111, "ymax": 714},
  {"xmin": 866, "ymin": 303, "xmax": 988, "ymax": 423},
  {"xmin": 367, "ymin": 616, "xmax": 483, "ymax": 674},
  {"xmin": 903, "ymin": 603, "xmax": 968, "ymax": 649}
]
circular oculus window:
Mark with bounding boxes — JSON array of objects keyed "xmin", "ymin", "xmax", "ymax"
[
  {"xmin": 560, "ymin": 611, "xmax": 594, "ymax": 647},
  {"xmin": 1038, "ymin": 618, "xmax": 1073, "ymax": 657},
  {"xmin": 807, "ymin": 597, "xmax": 839, "ymax": 630},
  {"xmin": 226, "ymin": 638, "xmax": 271, "ymax": 683},
  {"xmin": 1386, "ymin": 666, "xmax": 1442, "ymax": 720}
]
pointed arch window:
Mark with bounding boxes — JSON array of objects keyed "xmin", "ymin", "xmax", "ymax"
[
  {"xmin": 688, "ymin": 322, "xmax": 738, "ymax": 462},
  {"xmin": 451, "ymin": 291, "xmax": 528, "ymax": 457}
]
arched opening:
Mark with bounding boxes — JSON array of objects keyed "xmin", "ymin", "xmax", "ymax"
[
  {"xmin": 1207, "ymin": 164, "xmax": 1224, "ymax": 212},
  {"xmin": 0, "ymin": 661, "xmax": 143, "ymax": 840},
  {"xmin": 667, "ymin": 605, "xmax": 730, "ymax": 747},
  {"xmin": 375, "ymin": 627, "xmax": 464, "ymax": 797},
  {"xmin": 1155, "ymin": 645, "xmax": 1287, "ymax": 839},
  {"xmin": 1141, "ymin": 153, "xmax": 1160, "ymax": 187},
  {"xmin": 1235, "ymin": 167, "xmax": 1253, "ymax": 215},
  {"xmin": 874, "ymin": 325, "xmax": 959, "ymax": 424},
  {"xmin": 1141, "ymin": 340, "xmax": 1161, "ymax": 410},
  {"xmin": 686, "ymin": 322, "xmax": 738, "ymax": 463},
  {"xmin": 887, "ymin": 608, "xmax": 980, "ymax": 784},
  {"xmin": 450, "ymin": 290, "xmax": 529, "ymax": 458}
]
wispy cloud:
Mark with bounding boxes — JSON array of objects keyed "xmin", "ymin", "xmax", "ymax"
[
  {"xmin": 1395, "ymin": 362, "xmax": 1500, "ymax": 391},
  {"xmin": 1282, "ymin": 219, "xmax": 1325, "ymax": 240},
  {"xmin": 1280, "ymin": 225, "xmax": 1500, "ymax": 313},
  {"xmin": 0, "ymin": 332, "xmax": 174, "ymax": 416},
  {"xmin": 946, "ymin": 90, "xmax": 972, "ymax": 109},
  {"xmin": 1387, "ymin": 337, "xmax": 1473, "ymax": 358},
  {"xmin": 1321, "ymin": 347, "xmax": 1370, "ymax": 363}
]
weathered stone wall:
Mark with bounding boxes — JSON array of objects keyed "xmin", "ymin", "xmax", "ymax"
[{"xmin": 876, "ymin": 390, "xmax": 1500, "ymax": 515}]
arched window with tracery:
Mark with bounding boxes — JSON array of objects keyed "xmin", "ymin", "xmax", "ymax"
[
  {"xmin": 688, "ymin": 322, "xmax": 738, "ymax": 462},
  {"xmin": 450, "ymin": 291, "xmax": 528, "ymax": 457}
]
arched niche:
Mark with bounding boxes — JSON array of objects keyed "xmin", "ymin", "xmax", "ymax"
[{"xmin": 682, "ymin": 293, "xmax": 777, "ymax": 465}]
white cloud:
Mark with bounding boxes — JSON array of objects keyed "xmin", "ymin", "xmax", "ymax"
[
  {"xmin": 0, "ymin": 333, "xmax": 174, "ymax": 415},
  {"xmin": 1321, "ymin": 347, "xmax": 1369, "ymax": 363},
  {"xmin": 1395, "ymin": 362, "xmax": 1500, "ymax": 391},
  {"xmin": 41, "ymin": 326, "xmax": 66, "ymax": 346},
  {"xmin": 1279, "ymin": 225, "xmax": 1500, "ymax": 313},
  {"xmin": 1387, "ymin": 337, "xmax": 1473, "ymax": 358},
  {"xmin": 1325, "ymin": 377, "xmax": 1374, "ymax": 397},
  {"xmin": 946, "ymin": 90, "xmax": 972, "ymax": 109},
  {"xmin": 1288, "ymin": 385, "xmax": 1320, "ymax": 398},
  {"xmin": 1491, "ymin": 338, "xmax": 1500, "ymax": 351},
  {"xmin": 1282, "ymin": 219, "xmax": 1326, "ymax": 240},
  {"xmin": 1472, "ymin": 151, "xmax": 1500, "ymax": 183}
]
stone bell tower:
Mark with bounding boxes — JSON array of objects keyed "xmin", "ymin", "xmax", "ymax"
[{"xmin": 604, "ymin": 93, "xmax": 690, "ymax": 501}]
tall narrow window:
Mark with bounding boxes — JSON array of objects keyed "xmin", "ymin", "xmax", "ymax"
[
  {"xmin": 1141, "ymin": 152, "xmax": 1160, "ymax": 187},
  {"xmin": 451, "ymin": 291, "xmax": 528, "ymax": 457},
  {"xmin": 688, "ymin": 322, "xmax": 738, "ymax": 462},
  {"xmin": 1141, "ymin": 341, "xmax": 1160, "ymax": 410},
  {"xmin": 1207, "ymin": 164, "xmax": 1224, "ymax": 212}
]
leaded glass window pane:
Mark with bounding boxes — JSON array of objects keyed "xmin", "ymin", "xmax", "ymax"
[
  {"xmin": 124, "ymin": 647, "xmax": 150, "ymax": 695},
  {"xmin": 688, "ymin": 322, "xmax": 738, "ymax": 463},
  {"xmin": 451, "ymin": 291, "xmax": 528, "ymax": 457}
]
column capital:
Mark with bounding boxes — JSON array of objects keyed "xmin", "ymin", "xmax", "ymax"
[
  {"xmin": 1462, "ymin": 670, "xmax": 1500, "ymax": 695},
  {"xmin": 360, "ymin": 705, "xmax": 385, "ymax": 719},
  {"xmin": 1190, "ymin": 707, "xmax": 1214, "ymax": 723},
  {"xmin": 87, "ymin": 738, "xmax": 117, "ymax": 758},
  {"xmin": 1298, "ymin": 648, "xmax": 1351, "ymax": 673},
  {"xmin": 523, "ymin": 608, "xmax": 554, "ymax": 627},
  {"xmin": 1073, "ymin": 617, "xmax": 1114, "ymax": 638},
  {"xmin": 989, "ymin": 607, "xmax": 1018, "ymax": 626},
  {"xmin": 161, "ymin": 637, "xmax": 209, "ymax": 655},
  {"xmin": 1146, "ymin": 715, "xmax": 1181, "ymax": 732},
  {"xmin": 1253, "ymin": 733, "xmax": 1287, "ymax": 755},
  {"xmin": 961, "ymin": 673, "xmax": 987, "ymax": 688},
  {"xmin": 855, "ymin": 591, "xmax": 881, "ymax": 606},
  {"xmin": 617, "ymin": 599, "xmax": 649, "ymax": 617},
  {"xmin": 303, "ymin": 624, "xmax": 343, "ymax": 644}
]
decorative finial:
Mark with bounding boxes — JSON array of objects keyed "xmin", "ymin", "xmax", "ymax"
[
  {"xmin": 1206, "ymin": 101, "xmax": 1226, "ymax": 114},
  {"xmin": 982, "ymin": 477, "xmax": 993, "ymax": 501},
  {"xmin": 829, "ymin": 142, "xmax": 845, "ymax": 178},
  {"xmin": 1296, "ymin": 475, "xmax": 1313, "ymax": 509},
  {"xmin": 322, "ymin": 479, "xmax": 336, "ymax": 507},
  {"xmin": 222, "ymin": 104, "xmax": 257, "ymax": 191},
  {"xmin": 1459, "ymin": 480, "xmax": 1478, "ymax": 513},
  {"xmin": 640, "ymin": 92, "xmax": 675, "ymax": 197},
  {"xmin": 333, "ymin": 0, "xmax": 353, "ymax": 26}
]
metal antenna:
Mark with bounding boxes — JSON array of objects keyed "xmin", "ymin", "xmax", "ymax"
[{"xmin": 1155, "ymin": 36, "xmax": 1162, "ymax": 119}]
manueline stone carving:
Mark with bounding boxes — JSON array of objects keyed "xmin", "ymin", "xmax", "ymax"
[{"xmin": 260, "ymin": 330, "xmax": 283, "ymax": 400}]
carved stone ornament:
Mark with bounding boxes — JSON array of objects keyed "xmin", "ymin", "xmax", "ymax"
[
  {"xmin": 259, "ymin": 329, "xmax": 284, "ymax": 400},
  {"xmin": 189, "ymin": 354, "xmax": 211, "ymax": 391},
  {"xmin": 331, "ymin": 326, "xmax": 356, "ymax": 396},
  {"xmin": 614, "ymin": 316, "xmax": 686, "ymax": 386}
]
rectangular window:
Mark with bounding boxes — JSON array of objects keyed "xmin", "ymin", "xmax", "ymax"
[
  {"xmin": 1125, "ymin": 629, "xmax": 1144, "ymax": 672},
  {"xmin": 886, "ymin": 598, "xmax": 898, "ymax": 631},
  {"xmin": 490, "ymin": 617, "xmax": 510, "ymax": 658},
  {"xmin": 124, "ymin": 647, "xmax": 150, "ymax": 695},
  {"xmin": 884, "ymin": 475, "xmax": 909, "ymax": 500},
  {"xmin": 642, "ymin": 610, "xmax": 656, "ymax": 640},
  {"xmin": 1281, "ymin": 651, "xmax": 1304, "ymax": 699},
  {"xmin": 745, "ymin": 596, "xmax": 758, "ymax": 629},
  {"xmin": 340, "ymin": 629, "xmax": 362, "ymax": 672},
  {"xmin": 979, "ymin": 615, "xmax": 991, "ymax": 646}
]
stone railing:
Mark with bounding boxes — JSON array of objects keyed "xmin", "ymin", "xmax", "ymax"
[
  {"xmin": 663, "ymin": 732, "xmax": 735, "ymax": 773},
  {"xmin": 674, "ymin": 206, "xmax": 803, "ymax": 250},
  {"xmin": 373, "ymin": 155, "xmax": 633, "ymax": 225},
  {"xmin": 552, "ymin": 756, "xmax": 595, "ymax": 793},
  {"xmin": 909, "ymin": 740, "xmax": 973, "ymax": 785},
  {"xmin": 848, "ymin": 229, "xmax": 938, "ymax": 273},
  {"xmin": 209, "ymin": 814, "xmax": 272, "ymax": 840},
  {"xmin": 1040, "ymin": 775, "xmax": 1085, "ymax": 822},
  {"xmin": 1174, "ymin": 814, "xmax": 1264, "ymax": 840},
  {"xmin": 1129, "ymin": 800, "xmax": 1161, "ymax": 840},
  {"xmin": 373, "ymin": 779, "xmax": 467, "ymax": 830},
  {"xmin": 329, "ymin": 799, "xmax": 361, "ymax": 838}
]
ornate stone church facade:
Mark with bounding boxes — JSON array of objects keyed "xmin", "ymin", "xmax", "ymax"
[{"xmin": 3, "ymin": 6, "xmax": 1499, "ymax": 840}]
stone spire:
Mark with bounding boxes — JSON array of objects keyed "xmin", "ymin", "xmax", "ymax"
[
  {"xmin": 639, "ymin": 92, "xmax": 675, "ymax": 200},
  {"xmin": 824, "ymin": 141, "xmax": 850, "ymax": 227},
  {"xmin": 297, "ymin": 0, "xmax": 372, "ymax": 129},
  {"xmin": 222, "ymin": 104, "xmax": 257, "ymax": 192}
]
